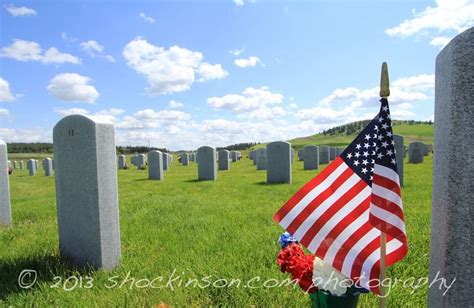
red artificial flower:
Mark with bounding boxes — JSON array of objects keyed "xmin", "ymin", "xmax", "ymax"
[
  {"xmin": 276, "ymin": 243, "xmax": 317, "ymax": 293},
  {"xmin": 277, "ymin": 243, "xmax": 304, "ymax": 273}
]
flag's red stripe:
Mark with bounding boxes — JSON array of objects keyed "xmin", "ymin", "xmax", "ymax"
[
  {"xmin": 366, "ymin": 238, "xmax": 408, "ymax": 295},
  {"xmin": 372, "ymin": 173, "xmax": 401, "ymax": 196},
  {"xmin": 385, "ymin": 242, "xmax": 408, "ymax": 268},
  {"xmin": 369, "ymin": 260, "xmax": 381, "ymax": 295},
  {"xmin": 332, "ymin": 222, "xmax": 373, "ymax": 271},
  {"xmin": 286, "ymin": 167, "xmax": 354, "ymax": 235},
  {"xmin": 300, "ymin": 179, "xmax": 367, "ymax": 249},
  {"xmin": 316, "ymin": 196, "xmax": 371, "ymax": 258},
  {"xmin": 273, "ymin": 158, "xmax": 344, "ymax": 223},
  {"xmin": 369, "ymin": 215, "xmax": 407, "ymax": 244},
  {"xmin": 370, "ymin": 194, "xmax": 405, "ymax": 221},
  {"xmin": 350, "ymin": 236, "xmax": 380, "ymax": 279}
]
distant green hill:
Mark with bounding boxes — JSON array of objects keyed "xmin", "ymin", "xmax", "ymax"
[{"xmin": 252, "ymin": 120, "xmax": 434, "ymax": 150}]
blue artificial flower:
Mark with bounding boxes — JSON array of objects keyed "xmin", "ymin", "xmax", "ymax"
[{"xmin": 278, "ymin": 232, "xmax": 298, "ymax": 248}]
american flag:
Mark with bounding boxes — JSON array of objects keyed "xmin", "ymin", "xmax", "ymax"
[{"xmin": 274, "ymin": 98, "xmax": 407, "ymax": 293}]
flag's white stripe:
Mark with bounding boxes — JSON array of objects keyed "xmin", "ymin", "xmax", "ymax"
[
  {"xmin": 293, "ymin": 173, "xmax": 361, "ymax": 240},
  {"xmin": 358, "ymin": 239, "xmax": 403, "ymax": 291},
  {"xmin": 372, "ymin": 183, "xmax": 402, "ymax": 209},
  {"xmin": 307, "ymin": 186, "xmax": 371, "ymax": 252},
  {"xmin": 341, "ymin": 228, "xmax": 380, "ymax": 275},
  {"xmin": 369, "ymin": 204, "xmax": 406, "ymax": 234},
  {"xmin": 374, "ymin": 164, "xmax": 400, "ymax": 185},
  {"xmin": 279, "ymin": 162, "xmax": 348, "ymax": 228},
  {"xmin": 324, "ymin": 209, "xmax": 370, "ymax": 265}
]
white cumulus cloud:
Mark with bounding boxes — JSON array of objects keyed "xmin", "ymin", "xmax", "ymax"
[
  {"xmin": 117, "ymin": 109, "xmax": 191, "ymax": 129},
  {"xmin": 197, "ymin": 62, "xmax": 228, "ymax": 81},
  {"xmin": 429, "ymin": 36, "xmax": 452, "ymax": 48},
  {"xmin": 139, "ymin": 12, "xmax": 155, "ymax": 23},
  {"xmin": 234, "ymin": 56, "xmax": 261, "ymax": 68},
  {"xmin": 47, "ymin": 73, "xmax": 100, "ymax": 104},
  {"xmin": 207, "ymin": 86, "xmax": 284, "ymax": 119},
  {"xmin": 0, "ymin": 108, "xmax": 9, "ymax": 117},
  {"xmin": 123, "ymin": 38, "xmax": 227, "ymax": 95},
  {"xmin": 168, "ymin": 100, "xmax": 184, "ymax": 108},
  {"xmin": 229, "ymin": 48, "xmax": 245, "ymax": 56},
  {"xmin": 1, "ymin": 39, "xmax": 80, "ymax": 64},
  {"xmin": 386, "ymin": 0, "xmax": 474, "ymax": 47},
  {"xmin": 54, "ymin": 107, "xmax": 124, "ymax": 124},
  {"xmin": 80, "ymin": 40, "xmax": 115, "ymax": 62},
  {"xmin": 4, "ymin": 4, "xmax": 36, "ymax": 16},
  {"xmin": 0, "ymin": 77, "xmax": 15, "ymax": 102},
  {"xmin": 318, "ymin": 74, "xmax": 434, "ymax": 108}
]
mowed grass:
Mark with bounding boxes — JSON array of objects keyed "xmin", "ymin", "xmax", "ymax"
[{"xmin": 1, "ymin": 152, "xmax": 432, "ymax": 307}]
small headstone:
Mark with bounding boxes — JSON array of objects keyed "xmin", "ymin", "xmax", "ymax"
[
  {"xmin": 136, "ymin": 154, "xmax": 146, "ymax": 169},
  {"xmin": 181, "ymin": 153, "xmax": 189, "ymax": 166},
  {"xmin": 267, "ymin": 141, "xmax": 292, "ymax": 184},
  {"xmin": 131, "ymin": 154, "xmax": 138, "ymax": 166},
  {"xmin": 13, "ymin": 161, "xmax": 17, "ymax": 169},
  {"xmin": 0, "ymin": 140, "xmax": 11, "ymax": 226},
  {"xmin": 43, "ymin": 158, "xmax": 53, "ymax": 176},
  {"xmin": 118, "ymin": 155, "xmax": 126, "ymax": 169},
  {"xmin": 53, "ymin": 114, "xmax": 121, "ymax": 270},
  {"xmin": 163, "ymin": 153, "xmax": 169, "ymax": 171},
  {"xmin": 319, "ymin": 146, "xmax": 329, "ymax": 164},
  {"xmin": 298, "ymin": 149, "xmax": 304, "ymax": 161},
  {"xmin": 148, "ymin": 150, "xmax": 164, "ymax": 180},
  {"xmin": 27, "ymin": 159, "xmax": 36, "ymax": 176},
  {"xmin": 329, "ymin": 147, "xmax": 337, "ymax": 160},
  {"xmin": 256, "ymin": 148, "xmax": 267, "ymax": 170},
  {"xmin": 20, "ymin": 160, "xmax": 24, "ymax": 170},
  {"xmin": 303, "ymin": 145, "xmax": 319, "ymax": 170},
  {"xmin": 230, "ymin": 151, "xmax": 238, "ymax": 162},
  {"xmin": 393, "ymin": 134, "xmax": 404, "ymax": 187},
  {"xmin": 428, "ymin": 27, "xmax": 474, "ymax": 307},
  {"xmin": 249, "ymin": 150, "xmax": 255, "ymax": 160},
  {"xmin": 198, "ymin": 146, "xmax": 217, "ymax": 181},
  {"xmin": 218, "ymin": 150, "xmax": 230, "ymax": 170},
  {"xmin": 408, "ymin": 142, "xmax": 424, "ymax": 164},
  {"xmin": 424, "ymin": 144, "xmax": 433, "ymax": 156}
]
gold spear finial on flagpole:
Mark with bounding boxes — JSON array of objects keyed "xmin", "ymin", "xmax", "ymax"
[
  {"xmin": 379, "ymin": 62, "xmax": 389, "ymax": 308},
  {"xmin": 380, "ymin": 62, "xmax": 390, "ymax": 98}
]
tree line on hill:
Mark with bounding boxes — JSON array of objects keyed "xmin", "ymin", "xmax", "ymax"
[
  {"xmin": 6, "ymin": 143, "xmax": 170, "ymax": 154},
  {"xmin": 216, "ymin": 142, "xmax": 260, "ymax": 151},
  {"xmin": 321, "ymin": 120, "xmax": 433, "ymax": 136}
]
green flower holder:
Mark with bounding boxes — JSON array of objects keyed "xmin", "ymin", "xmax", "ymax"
[{"xmin": 309, "ymin": 289, "xmax": 360, "ymax": 308}]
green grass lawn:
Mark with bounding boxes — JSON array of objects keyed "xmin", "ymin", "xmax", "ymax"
[{"xmin": 0, "ymin": 152, "xmax": 432, "ymax": 307}]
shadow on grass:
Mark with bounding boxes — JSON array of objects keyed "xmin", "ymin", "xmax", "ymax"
[
  {"xmin": 183, "ymin": 179, "xmax": 202, "ymax": 183},
  {"xmin": 255, "ymin": 181, "xmax": 290, "ymax": 186},
  {"xmin": 0, "ymin": 254, "xmax": 94, "ymax": 300},
  {"xmin": 133, "ymin": 178, "xmax": 151, "ymax": 182}
]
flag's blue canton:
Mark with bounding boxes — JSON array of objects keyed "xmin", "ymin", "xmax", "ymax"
[{"xmin": 340, "ymin": 98, "xmax": 398, "ymax": 186}]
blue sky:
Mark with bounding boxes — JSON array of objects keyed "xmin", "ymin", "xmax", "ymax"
[{"xmin": 0, "ymin": 0, "xmax": 472, "ymax": 150}]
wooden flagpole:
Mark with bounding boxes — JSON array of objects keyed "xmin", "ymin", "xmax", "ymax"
[{"xmin": 379, "ymin": 62, "xmax": 390, "ymax": 308}]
